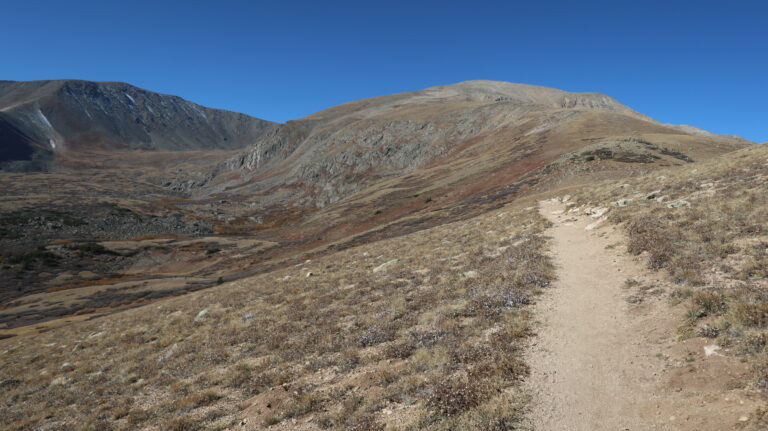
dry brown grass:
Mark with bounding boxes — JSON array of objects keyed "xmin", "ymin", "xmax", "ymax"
[
  {"xmin": 45, "ymin": 275, "xmax": 140, "ymax": 292},
  {"xmin": 571, "ymin": 144, "xmax": 768, "ymax": 397},
  {"xmin": 0, "ymin": 200, "xmax": 552, "ymax": 430},
  {"xmin": 129, "ymin": 234, "xmax": 187, "ymax": 241}
]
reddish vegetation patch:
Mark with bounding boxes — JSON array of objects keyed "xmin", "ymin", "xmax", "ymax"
[
  {"xmin": 129, "ymin": 233, "xmax": 187, "ymax": 241},
  {"xmin": 214, "ymin": 209, "xmax": 305, "ymax": 236},
  {"xmin": 46, "ymin": 275, "xmax": 140, "ymax": 292}
]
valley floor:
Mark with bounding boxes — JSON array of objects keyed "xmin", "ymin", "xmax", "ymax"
[
  {"xmin": 527, "ymin": 199, "xmax": 762, "ymax": 430},
  {"xmin": 2, "ymin": 175, "xmax": 768, "ymax": 430}
]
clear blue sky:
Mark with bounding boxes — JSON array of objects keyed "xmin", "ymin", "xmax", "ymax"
[{"xmin": 3, "ymin": 0, "xmax": 766, "ymax": 141}]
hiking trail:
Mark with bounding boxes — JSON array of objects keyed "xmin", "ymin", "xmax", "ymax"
[{"xmin": 525, "ymin": 198, "xmax": 760, "ymax": 431}]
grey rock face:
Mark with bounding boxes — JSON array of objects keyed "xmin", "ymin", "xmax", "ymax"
[{"xmin": 0, "ymin": 80, "xmax": 277, "ymax": 171}]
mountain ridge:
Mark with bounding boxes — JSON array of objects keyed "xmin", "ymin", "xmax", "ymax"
[
  {"xmin": 0, "ymin": 79, "xmax": 272, "ymax": 118},
  {"xmin": 0, "ymin": 78, "xmax": 754, "ymax": 178},
  {"xmin": 183, "ymin": 80, "xmax": 751, "ymax": 209},
  {"xmin": 0, "ymin": 79, "xmax": 278, "ymax": 171},
  {"xmin": 303, "ymin": 80, "xmax": 653, "ymax": 122}
]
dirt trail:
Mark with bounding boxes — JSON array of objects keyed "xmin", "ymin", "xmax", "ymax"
[{"xmin": 526, "ymin": 198, "xmax": 761, "ymax": 431}]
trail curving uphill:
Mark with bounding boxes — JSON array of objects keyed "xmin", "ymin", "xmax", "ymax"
[{"xmin": 525, "ymin": 198, "xmax": 761, "ymax": 431}]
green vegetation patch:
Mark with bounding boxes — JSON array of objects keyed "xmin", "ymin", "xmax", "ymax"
[{"xmin": 6, "ymin": 247, "xmax": 61, "ymax": 269}]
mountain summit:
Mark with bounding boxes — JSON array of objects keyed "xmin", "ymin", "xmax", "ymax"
[{"xmin": 306, "ymin": 80, "xmax": 651, "ymax": 122}]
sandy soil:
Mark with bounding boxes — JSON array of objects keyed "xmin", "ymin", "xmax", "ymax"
[{"xmin": 525, "ymin": 198, "xmax": 762, "ymax": 430}]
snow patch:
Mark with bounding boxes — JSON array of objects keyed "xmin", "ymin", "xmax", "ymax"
[
  {"xmin": 36, "ymin": 109, "xmax": 54, "ymax": 131},
  {"xmin": 125, "ymin": 93, "xmax": 135, "ymax": 104},
  {"xmin": 34, "ymin": 109, "xmax": 61, "ymax": 146}
]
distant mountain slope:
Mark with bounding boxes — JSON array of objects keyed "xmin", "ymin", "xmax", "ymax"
[
  {"xmin": 188, "ymin": 80, "xmax": 751, "ymax": 209},
  {"xmin": 0, "ymin": 80, "xmax": 277, "ymax": 171}
]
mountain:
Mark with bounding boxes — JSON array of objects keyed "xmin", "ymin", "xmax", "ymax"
[
  {"xmin": 0, "ymin": 79, "xmax": 755, "ymax": 333},
  {"xmin": 180, "ymin": 80, "xmax": 750, "ymax": 207},
  {"xmin": 2, "ymin": 79, "xmax": 766, "ymax": 430},
  {"xmin": 0, "ymin": 80, "xmax": 277, "ymax": 171},
  {"xmin": 2, "ymin": 129, "xmax": 767, "ymax": 430}
]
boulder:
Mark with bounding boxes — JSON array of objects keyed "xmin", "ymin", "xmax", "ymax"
[
  {"xmin": 587, "ymin": 207, "xmax": 608, "ymax": 218},
  {"xmin": 645, "ymin": 190, "xmax": 662, "ymax": 200},
  {"xmin": 667, "ymin": 200, "xmax": 690, "ymax": 208},
  {"xmin": 373, "ymin": 259, "xmax": 399, "ymax": 273},
  {"xmin": 50, "ymin": 377, "xmax": 69, "ymax": 386},
  {"xmin": 585, "ymin": 217, "xmax": 605, "ymax": 230},
  {"xmin": 194, "ymin": 308, "xmax": 209, "ymax": 322},
  {"xmin": 614, "ymin": 199, "xmax": 633, "ymax": 207}
]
